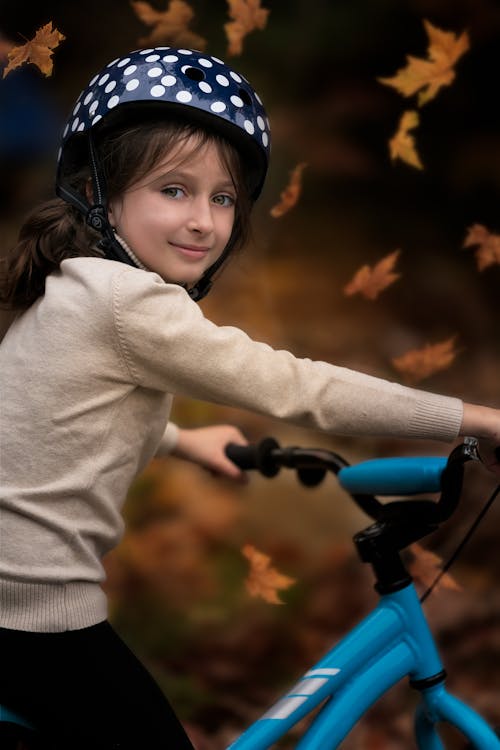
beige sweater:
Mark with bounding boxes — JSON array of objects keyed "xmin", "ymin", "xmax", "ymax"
[{"xmin": 0, "ymin": 258, "xmax": 463, "ymax": 631}]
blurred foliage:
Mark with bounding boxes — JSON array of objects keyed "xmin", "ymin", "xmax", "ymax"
[{"xmin": 1, "ymin": 0, "xmax": 499, "ymax": 746}]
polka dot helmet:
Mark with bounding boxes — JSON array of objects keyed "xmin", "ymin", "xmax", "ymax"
[{"xmin": 57, "ymin": 46, "xmax": 271, "ymax": 200}]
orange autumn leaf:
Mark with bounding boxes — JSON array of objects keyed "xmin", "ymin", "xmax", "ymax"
[
  {"xmin": 344, "ymin": 250, "xmax": 401, "ymax": 301},
  {"xmin": 3, "ymin": 22, "xmax": 65, "ymax": 79},
  {"xmin": 389, "ymin": 110, "xmax": 423, "ymax": 169},
  {"xmin": 270, "ymin": 162, "xmax": 307, "ymax": 219},
  {"xmin": 225, "ymin": 0, "xmax": 270, "ymax": 57},
  {"xmin": 242, "ymin": 544, "xmax": 296, "ymax": 605},
  {"xmin": 391, "ymin": 336, "xmax": 459, "ymax": 384},
  {"xmin": 409, "ymin": 543, "xmax": 461, "ymax": 594},
  {"xmin": 378, "ymin": 20, "xmax": 469, "ymax": 106},
  {"xmin": 131, "ymin": 0, "xmax": 207, "ymax": 50},
  {"xmin": 463, "ymin": 224, "xmax": 500, "ymax": 271}
]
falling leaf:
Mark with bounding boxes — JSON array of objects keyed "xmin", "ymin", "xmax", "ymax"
[
  {"xmin": 343, "ymin": 250, "xmax": 401, "ymax": 301},
  {"xmin": 388, "ymin": 110, "xmax": 423, "ymax": 169},
  {"xmin": 224, "ymin": 0, "xmax": 270, "ymax": 57},
  {"xmin": 242, "ymin": 544, "xmax": 296, "ymax": 604},
  {"xmin": 131, "ymin": 0, "xmax": 207, "ymax": 50},
  {"xmin": 463, "ymin": 224, "xmax": 500, "ymax": 271},
  {"xmin": 270, "ymin": 162, "xmax": 307, "ymax": 219},
  {"xmin": 378, "ymin": 20, "xmax": 469, "ymax": 106},
  {"xmin": 3, "ymin": 22, "xmax": 65, "ymax": 79},
  {"xmin": 391, "ymin": 336, "xmax": 459, "ymax": 383},
  {"xmin": 408, "ymin": 543, "xmax": 461, "ymax": 594}
]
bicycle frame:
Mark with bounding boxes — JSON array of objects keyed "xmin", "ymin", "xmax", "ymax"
[{"xmin": 227, "ymin": 580, "xmax": 500, "ymax": 750}]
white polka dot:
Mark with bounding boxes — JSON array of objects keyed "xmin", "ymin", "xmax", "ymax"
[
  {"xmin": 155, "ymin": 46, "xmax": 170, "ymax": 50},
  {"xmin": 63, "ymin": 124, "xmax": 69, "ymax": 138},
  {"xmin": 163, "ymin": 54, "xmax": 178, "ymax": 63},
  {"xmin": 230, "ymin": 71, "xmax": 242, "ymax": 83},
  {"xmin": 92, "ymin": 115, "xmax": 102, "ymax": 125},
  {"xmin": 117, "ymin": 57, "xmax": 131, "ymax": 67},
  {"xmin": 176, "ymin": 90, "xmax": 192, "ymax": 103},
  {"xmin": 257, "ymin": 116, "xmax": 265, "ymax": 130},
  {"xmin": 198, "ymin": 58, "xmax": 213, "ymax": 68},
  {"xmin": 84, "ymin": 92, "xmax": 93, "ymax": 105},
  {"xmin": 139, "ymin": 49, "xmax": 154, "ymax": 55},
  {"xmin": 89, "ymin": 101, "xmax": 99, "ymax": 115},
  {"xmin": 98, "ymin": 73, "xmax": 110, "ymax": 86},
  {"xmin": 105, "ymin": 80, "xmax": 116, "ymax": 93},
  {"xmin": 216, "ymin": 74, "xmax": 229, "ymax": 87},
  {"xmin": 147, "ymin": 67, "xmax": 163, "ymax": 77},
  {"xmin": 77, "ymin": 122, "xmax": 85, "ymax": 132},
  {"xmin": 107, "ymin": 95, "xmax": 120, "ymax": 108},
  {"xmin": 107, "ymin": 57, "xmax": 120, "ymax": 67},
  {"xmin": 211, "ymin": 56, "xmax": 224, "ymax": 64},
  {"xmin": 244, "ymin": 120, "xmax": 255, "ymax": 134},
  {"xmin": 211, "ymin": 101, "xmax": 226, "ymax": 113},
  {"xmin": 178, "ymin": 49, "xmax": 192, "ymax": 54},
  {"xmin": 73, "ymin": 101, "xmax": 81, "ymax": 115},
  {"xmin": 145, "ymin": 54, "xmax": 160, "ymax": 62},
  {"xmin": 150, "ymin": 85, "xmax": 166, "ymax": 97},
  {"xmin": 71, "ymin": 118, "xmax": 79, "ymax": 132},
  {"xmin": 124, "ymin": 65, "xmax": 137, "ymax": 76},
  {"xmin": 199, "ymin": 81, "xmax": 212, "ymax": 93},
  {"xmin": 126, "ymin": 79, "xmax": 140, "ymax": 91},
  {"xmin": 161, "ymin": 75, "xmax": 176, "ymax": 87},
  {"xmin": 230, "ymin": 95, "xmax": 243, "ymax": 107},
  {"xmin": 89, "ymin": 74, "xmax": 99, "ymax": 86},
  {"xmin": 262, "ymin": 132, "xmax": 269, "ymax": 147}
]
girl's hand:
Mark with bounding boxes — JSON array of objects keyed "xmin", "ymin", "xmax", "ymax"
[
  {"xmin": 461, "ymin": 403, "xmax": 500, "ymax": 478},
  {"xmin": 171, "ymin": 425, "xmax": 249, "ymax": 482}
]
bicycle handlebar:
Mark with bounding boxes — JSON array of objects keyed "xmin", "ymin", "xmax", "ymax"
[{"xmin": 225, "ymin": 436, "xmax": 480, "ymax": 526}]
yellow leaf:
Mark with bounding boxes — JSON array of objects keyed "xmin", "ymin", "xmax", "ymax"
[
  {"xmin": 388, "ymin": 110, "xmax": 423, "ymax": 169},
  {"xmin": 131, "ymin": 0, "xmax": 207, "ymax": 50},
  {"xmin": 463, "ymin": 224, "xmax": 500, "ymax": 271},
  {"xmin": 270, "ymin": 162, "xmax": 307, "ymax": 219},
  {"xmin": 225, "ymin": 0, "xmax": 270, "ymax": 57},
  {"xmin": 391, "ymin": 336, "xmax": 459, "ymax": 384},
  {"xmin": 344, "ymin": 250, "xmax": 401, "ymax": 301},
  {"xmin": 3, "ymin": 22, "xmax": 65, "ymax": 79},
  {"xmin": 409, "ymin": 543, "xmax": 461, "ymax": 594},
  {"xmin": 242, "ymin": 544, "xmax": 295, "ymax": 605},
  {"xmin": 378, "ymin": 19, "xmax": 469, "ymax": 106}
]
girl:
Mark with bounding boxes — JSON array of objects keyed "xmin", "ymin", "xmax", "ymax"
[{"xmin": 0, "ymin": 47, "xmax": 498, "ymax": 750}]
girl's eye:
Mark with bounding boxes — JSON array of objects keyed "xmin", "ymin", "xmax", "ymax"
[
  {"xmin": 162, "ymin": 186, "xmax": 184, "ymax": 199},
  {"xmin": 213, "ymin": 194, "xmax": 235, "ymax": 207}
]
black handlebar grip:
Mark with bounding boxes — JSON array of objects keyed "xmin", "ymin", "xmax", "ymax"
[{"xmin": 225, "ymin": 443, "xmax": 260, "ymax": 470}]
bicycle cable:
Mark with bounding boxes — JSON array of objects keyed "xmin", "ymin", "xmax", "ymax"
[{"xmin": 420, "ymin": 482, "xmax": 500, "ymax": 603}]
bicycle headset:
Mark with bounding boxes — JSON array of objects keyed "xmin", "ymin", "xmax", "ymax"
[{"xmin": 55, "ymin": 47, "xmax": 271, "ymax": 301}]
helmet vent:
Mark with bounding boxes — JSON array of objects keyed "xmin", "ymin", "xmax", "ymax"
[
  {"xmin": 184, "ymin": 66, "xmax": 205, "ymax": 82},
  {"xmin": 238, "ymin": 88, "xmax": 253, "ymax": 106}
]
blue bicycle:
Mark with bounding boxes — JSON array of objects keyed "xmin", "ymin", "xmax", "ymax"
[
  {"xmin": 222, "ymin": 436, "xmax": 500, "ymax": 750},
  {"xmin": 1, "ymin": 438, "xmax": 499, "ymax": 749}
]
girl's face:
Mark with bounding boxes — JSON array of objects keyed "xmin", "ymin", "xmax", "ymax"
[{"xmin": 108, "ymin": 136, "xmax": 237, "ymax": 286}]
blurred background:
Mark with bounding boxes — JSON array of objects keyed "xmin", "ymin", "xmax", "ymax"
[{"xmin": 1, "ymin": 1, "xmax": 499, "ymax": 747}]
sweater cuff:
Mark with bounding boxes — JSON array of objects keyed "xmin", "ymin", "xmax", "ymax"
[{"xmin": 155, "ymin": 421, "xmax": 180, "ymax": 457}]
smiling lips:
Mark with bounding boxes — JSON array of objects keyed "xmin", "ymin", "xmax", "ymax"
[{"xmin": 169, "ymin": 241, "xmax": 211, "ymax": 259}]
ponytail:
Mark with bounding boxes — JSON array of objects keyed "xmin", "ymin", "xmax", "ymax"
[{"xmin": 0, "ymin": 198, "xmax": 100, "ymax": 310}]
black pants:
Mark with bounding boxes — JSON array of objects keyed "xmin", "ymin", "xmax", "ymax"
[{"xmin": 0, "ymin": 621, "xmax": 195, "ymax": 749}]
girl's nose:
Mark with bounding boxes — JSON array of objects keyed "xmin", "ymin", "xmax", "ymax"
[{"xmin": 187, "ymin": 197, "xmax": 214, "ymax": 234}]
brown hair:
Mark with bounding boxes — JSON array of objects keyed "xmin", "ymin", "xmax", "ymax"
[{"xmin": 0, "ymin": 118, "xmax": 252, "ymax": 310}]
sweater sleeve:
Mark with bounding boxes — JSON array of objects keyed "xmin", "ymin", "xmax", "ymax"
[
  {"xmin": 155, "ymin": 421, "xmax": 180, "ymax": 457},
  {"xmin": 111, "ymin": 269, "xmax": 463, "ymax": 442}
]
